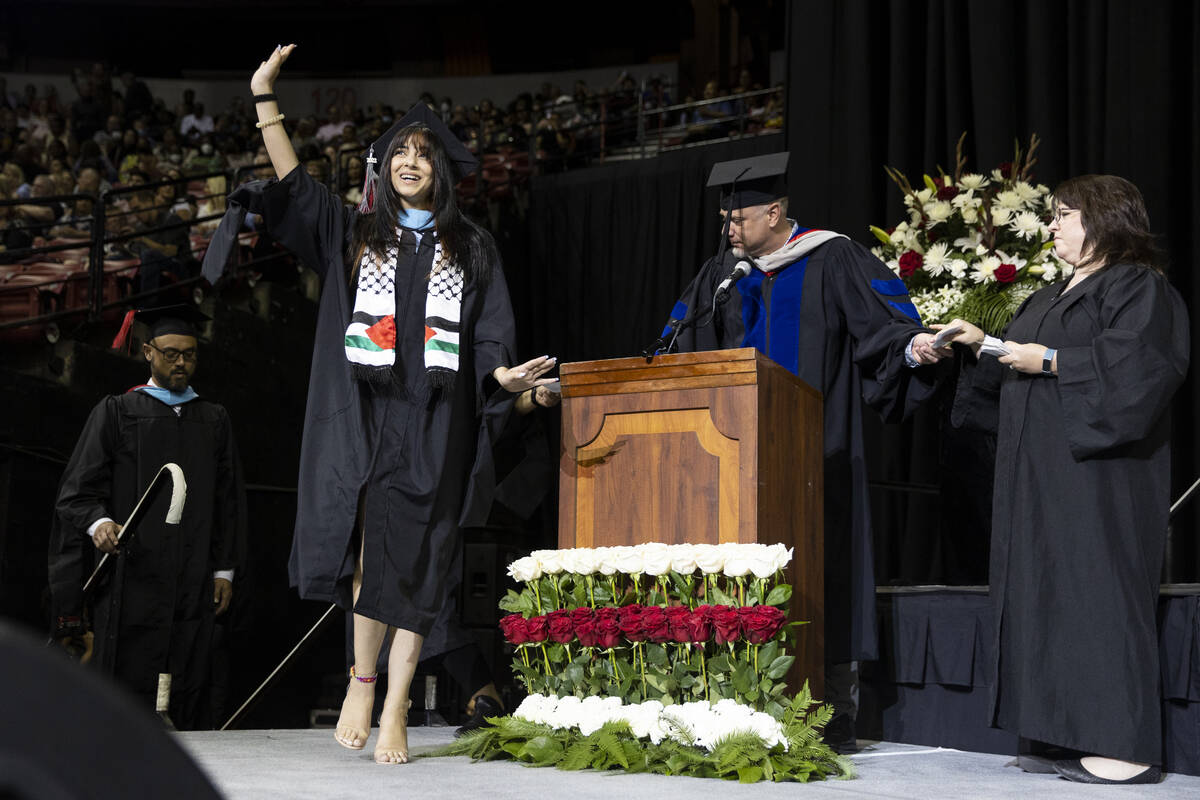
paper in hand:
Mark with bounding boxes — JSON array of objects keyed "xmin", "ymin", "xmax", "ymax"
[
  {"xmin": 544, "ymin": 379, "xmax": 561, "ymax": 394},
  {"xmin": 980, "ymin": 335, "xmax": 1011, "ymax": 357},
  {"xmin": 931, "ymin": 324, "xmax": 964, "ymax": 349}
]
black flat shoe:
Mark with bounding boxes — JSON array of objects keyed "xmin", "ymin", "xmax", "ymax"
[
  {"xmin": 823, "ymin": 713, "xmax": 858, "ymax": 755},
  {"xmin": 1053, "ymin": 759, "xmax": 1162, "ymax": 784},
  {"xmin": 455, "ymin": 695, "xmax": 504, "ymax": 737}
]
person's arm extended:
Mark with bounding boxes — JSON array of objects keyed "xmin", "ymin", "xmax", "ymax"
[{"xmin": 250, "ymin": 44, "xmax": 300, "ymax": 180}]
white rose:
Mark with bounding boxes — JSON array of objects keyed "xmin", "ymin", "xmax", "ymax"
[
  {"xmin": 552, "ymin": 695, "xmax": 582, "ymax": 729},
  {"xmin": 561, "ymin": 547, "xmax": 598, "ymax": 575},
  {"xmin": 576, "ymin": 695, "xmax": 613, "ymax": 735},
  {"xmin": 668, "ymin": 543, "xmax": 699, "ymax": 575},
  {"xmin": 747, "ymin": 546, "xmax": 777, "ymax": 579},
  {"xmin": 531, "ymin": 549, "xmax": 564, "ymax": 575},
  {"xmin": 608, "ymin": 545, "xmax": 644, "ymax": 575},
  {"xmin": 637, "ymin": 542, "xmax": 673, "ymax": 576},
  {"xmin": 507, "ymin": 555, "xmax": 542, "ymax": 583},
  {"xmin": 720, "ymin": 543, "xmax": 753, "ymax": 578},
  {"xmin": 693, "ymin": 544, "xmax": 724, "ymax": 574},
  {"xmin": 924, "ymin": 200, "xmax": 953, "ymax": 223},
  {"xmin": 768, "ymin": 543, "xmax": 794, "ymax": 573},
  {"xmin": 592, "ymin": 546, "xmax": 618, "ymax": 576}
]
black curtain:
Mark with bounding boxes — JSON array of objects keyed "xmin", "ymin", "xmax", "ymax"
[{"xmin": 519, "ymin": 0, "xmax": 1199, "ymax": 581}]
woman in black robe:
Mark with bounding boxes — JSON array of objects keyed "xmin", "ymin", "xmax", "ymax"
[
  {"xmin": 940, "ymin": 174, "xmax": 1189, "ymax": 784},
  {"xmin": 250, "ymin": 45, "xmax": 555, "ymax": 764}
]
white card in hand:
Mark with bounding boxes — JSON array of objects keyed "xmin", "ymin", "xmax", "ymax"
[
  {"xmin": 980, "ymin": 335, "xmax": 1011, "ymax": 357},
  {"xmin": 931, "ymin": 324, "xmax": 964, "ymax": 349},
  {"xmin": 543, "ymin": 379, "xmax": 562, "ymax": 394}
]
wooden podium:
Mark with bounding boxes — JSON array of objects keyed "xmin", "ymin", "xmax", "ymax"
[{"xmin": 558, "ymin": 348, "xmax": 825, "ymax": 698}]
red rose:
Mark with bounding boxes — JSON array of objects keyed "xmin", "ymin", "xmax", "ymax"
[
  {"xmin": 618, "ymin": 605, "xmax": 646, "ymax": 642},
  {"xmin": 641, "ymin": 606, "xmax": 671, "ymax": 643},
  {"xmin": 570, "ymin": 607, "xmax": 594, "ymax": 627},
  {"xmin": 595, "ymin": 617, "xmax": 622, "ymax": 649},
  {"xmin": 499, "ymin": 613, "xmax": 529, "ymax": 644},
  {"xmin": 546, "ymin": 609, "xmax": 574, "ymax": 644},
  {"xmin": 996, "ymin": 161, "xmax": 1014, "ymax": 178},
  {"xmin": 994, "ymin": 263, "xmax": 1017, "ymax": 283},
  {"xmin": 684, "ymin": 610, "xmax": 712, "ymax": 643},
  {"xmin": 935, "ymin": 185, "xmax": 959, "ymax": 201},
  {"xmin": 898, "ymin": 250, "xmax": 923, "ymax": 278},
  {"xmin": 711, "ymin": 606, "xmax": 742, "ymax": 645},
  {"xmin": 526, "ymin": 615, "xmax": 548, "ymax": 643},
  {"xmin": 575, "ymin": 618, "xmax": 599, "ymax": 647},
  {"xmin": 664, "ymin": 606, "xmax": 692, "ymax": 644},
  {"xmin": 595, "ymin": 606, "xmax": 620, "ymax": 625},
  {"xmin": 738, "ymin": 606, "xmax": 786, "ymax": 645}
]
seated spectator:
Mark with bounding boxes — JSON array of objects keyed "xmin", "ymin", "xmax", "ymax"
[
  {"xmin": 182, "ymin": 136, "xmax": 224, "ymax": 175},
  {"xmin": 341, "ymin": 155, "xmax": 364, "ymax": 206},
  {"xmin": 290, "ymin": 117, "xmax": 318, "ymax": 154},
  {"xmin": 180, "ymin": 102, "xmax": 214, "ymax": 139},
  {"xmin": 77, "ymin": 139, "xmax": 118, "ymax": 184},
  {"xmin": 125, "ymin": 180, "xmax": 196, "ymax": 293},
  {"xmin": 154, "ymin": 128, "xmax": 185, "ymax": 166},
  {"xmin": 315, "ymin": 104, "xmax": 347, "ymax": 144}
]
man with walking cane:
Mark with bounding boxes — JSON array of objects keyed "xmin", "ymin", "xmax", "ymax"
[{"xmin": 48, "ymin": 305, "xmax": 246, "ymax": 730}]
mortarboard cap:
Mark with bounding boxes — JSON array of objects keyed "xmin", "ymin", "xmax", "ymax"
[
  {"xmin": 358, "ymin": 102, "xmax": 478, "ymax": 213},
  {"xmin": 112, "ymin": 303, "xmax": 210, "ymax": 351},
  {"xmin": 707, "ymin": 152, "xmax": 789, "ymax": 210}
]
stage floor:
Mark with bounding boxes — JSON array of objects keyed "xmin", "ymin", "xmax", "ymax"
[{"xmin": 177, "ymin": 728, "xmax": 1200, "ymax": 799}]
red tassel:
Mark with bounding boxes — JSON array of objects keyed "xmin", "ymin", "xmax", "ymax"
[{"xmin": 111, "ymin": 309, "xmax": 136, "ymax": 352}]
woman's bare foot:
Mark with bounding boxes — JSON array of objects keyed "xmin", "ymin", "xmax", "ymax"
[
  {"xmin": 374, "ymin": 699, "xmax": 411, "ymax": 764},
  {"xmin": 334, "ymin": 670, "xmax": 376, "ymax": 750}
]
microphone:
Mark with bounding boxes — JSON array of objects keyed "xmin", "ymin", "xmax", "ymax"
[{"xmin": 714, "ymin": 258, "xmax": 754, "ymax": 304}]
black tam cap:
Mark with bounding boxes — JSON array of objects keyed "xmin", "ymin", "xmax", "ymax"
[
  {"xmin": 707, "ymin": 152, "xmax": 789, "ymax": 210},
  {"xmin": 358, "ymin": 102, "xmax": 478, "ymax": 212},
  {"xmin": 112, "ymin": 303, "xmax": 209, "ymax": 350}
]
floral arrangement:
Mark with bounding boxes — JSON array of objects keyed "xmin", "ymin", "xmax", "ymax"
[
  {"xmin": 499, "ymin": 543, "xmax": 798, "ymax": 715},
  {"xmin": 434, "ymin": 684, "xmax": 850, "ymax": 783},
  {"xmin": 429, "ymin": 542, "xmax": 850, "ymax": 783},
  {"xmin": 513, "ymin": 694, "xmax": 788, "ymax": 751},
  {"xmin": 869, "ymin": 133, "xmax": 1070, "ymax": 334}
]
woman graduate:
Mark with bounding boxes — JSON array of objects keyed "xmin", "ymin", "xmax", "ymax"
[
  {"xmin": 938, "ymin": 175, "xmax": 1189, "ymax": 784},
  {"xmin": 249, "ymin": 45, "xmax": 554, "ymax": 763}
]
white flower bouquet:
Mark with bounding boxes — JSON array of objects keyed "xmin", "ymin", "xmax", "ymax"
[{"xmin": 870, "ymin": 133, "xmax": 1070, "ymax": 334}]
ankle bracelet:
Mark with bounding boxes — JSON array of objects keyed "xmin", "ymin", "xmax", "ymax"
[{"xmin": 349, "ymin": 666, "xmax": 377, "ymax": 683}]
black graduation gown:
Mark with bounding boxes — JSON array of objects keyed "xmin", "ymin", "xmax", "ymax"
[
  {"xmin": 953, "ymin": 263, "xmax": 1189, "ymax": 763},
  {"xmin": 48, "ymin": 390, "xmax": 245, "ymax": 729},
  {"xmin": 258, "ymin": 167, "xmax": 516, "ymax": 637},
  {"xmin": 665, "ymin": 235, "xmax": 938, "ymax": 662}
]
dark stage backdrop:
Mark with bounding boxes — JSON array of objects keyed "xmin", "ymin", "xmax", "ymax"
[{"xmin": 521, "ymin": 0, "xmax": 1200, "ymax": 581}]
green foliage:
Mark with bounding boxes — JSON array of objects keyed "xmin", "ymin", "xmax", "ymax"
[{"xmin": 424, "ymin": 683, "xmax": 853, "ymax": 784}]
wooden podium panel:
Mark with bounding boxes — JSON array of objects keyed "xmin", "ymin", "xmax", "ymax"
[{"xmin": 558, "ymin": 348, "xmax": 825, "ymax": 698}]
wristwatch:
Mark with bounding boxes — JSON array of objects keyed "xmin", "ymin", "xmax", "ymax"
[{"xmin": 1042, "ymin": 348, "xmax": 1056, "ymax": 376}]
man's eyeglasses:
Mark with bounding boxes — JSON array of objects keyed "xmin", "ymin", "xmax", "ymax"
[{"xmin": 147, "ymin": 342, "xmax": 198, "ymax": 363}]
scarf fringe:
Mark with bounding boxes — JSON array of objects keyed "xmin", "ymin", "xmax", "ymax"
[{"xmin": 426, "ymin": 366, "xmax": 456, "ymax": 390}]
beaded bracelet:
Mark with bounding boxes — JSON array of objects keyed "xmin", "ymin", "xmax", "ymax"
[
  {"xmin": 255, "ymin": 113, "xmax": 285, "ymax": 129},
  {"xmin": 349, "ymin": 665, "xmax": 377, "ymax": 683}
]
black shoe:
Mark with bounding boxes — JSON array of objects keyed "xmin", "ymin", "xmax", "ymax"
[
  {"xmin": 823, "ymin": 713, "xmax": 858, "ymax": 754},
  {"xmin": 1053, "ymin": 759, "xmax": 1162, "ymax": 784},
  {"xmin": 455, "ymin": 695, "xmax": 504, "ymax": 737}
]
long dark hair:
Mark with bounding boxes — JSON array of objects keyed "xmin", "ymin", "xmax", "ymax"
[
  {"xmin": 353, "ymin": 124, "xmax": 495, "ymax": 287},
  {"xmin": 1052, "ymin": 174, "xmax": 1161, "ymax": 273}
]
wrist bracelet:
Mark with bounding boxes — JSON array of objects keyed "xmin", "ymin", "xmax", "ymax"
[
  {"xmin": 528, "ymin": 388, "xmax": 542, "ymax": 408},
  {"xmin": 255, "ymin": 113, "xmax": 285, "ymax": 129},
  {"xmin": 252, "ymin": 93, "xmax": 277, "ymax": 103}
]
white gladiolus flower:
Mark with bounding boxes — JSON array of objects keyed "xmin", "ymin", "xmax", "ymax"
[
  {"xmin": 990, "ymin": 168, "xmax": 1007, "ymax": 181},
  {"xmin": 958, "ymin": 173, "xmax": 987, "ymax": 190},
  {"xmin": 886, "ymin": 258, "xmax": 901, "ymax": 276},
  {"xmin": 1009, "ymin": 211, "xmax": 1044, "ymax": 241},
  {"xmin": 960, "ymin": 206, "xmax": 979, "ymax": 224},
  {"xmin": 507, "ymin": 556, "xmax": 542, "ymax": 582},
  {"xmin": 532, "ymin": 549, "xmax": 564, "ymax": 575},
  {"xmin": 950, "ymin": 189, "xmax": 978, "ymax": 210},
  {"xmin": 995, "ymin": 250, "xmax": 1027, "ymax": 270},
  {"xmin": 947, "ymin": 259, "xmax": 969, "ymax": 279},
  {"xmin": 953, "ymin": 231, "xmax": 982, "ymax": 251},
  {"xmin": 914, "ymin": 188, "xmax": 933, "ymax": 204}
]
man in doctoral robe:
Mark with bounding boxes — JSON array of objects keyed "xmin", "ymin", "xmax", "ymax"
[
  {"xmin": 660, "ymin": 153, "xmax": 946, "ymax": 751},
  {"xmin": 49, "ymin": 305, "xmax": 246, "ymax": 730}
]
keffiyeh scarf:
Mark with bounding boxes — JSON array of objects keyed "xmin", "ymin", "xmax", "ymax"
[{"xmin": 344, "ymin": 224, "xmax": 463, "ymax": 389}]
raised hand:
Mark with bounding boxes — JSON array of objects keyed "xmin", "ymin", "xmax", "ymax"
[
  {"xmin": 492, "ymin": 355, "xmax": 557, "ymax": 393},
  {"xmin": 251, "ymin": 44, "xmax": 297, "ymax": 95}
]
